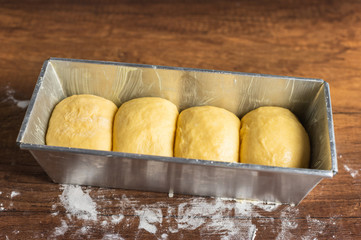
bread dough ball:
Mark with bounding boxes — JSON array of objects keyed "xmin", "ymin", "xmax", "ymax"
[
  {"xmin": 174, "ymin": 106, "xmax": 240, "ymax": 163},
  {"xmin": 46, "ymin": 94, "xmax": 117, "ymax": 151},
  {"xmin": 113, "ymin": 97, "xmax": 178, "ymax": 157},
  {"xmin": 240, "ymin": 106, "xmax": 310, "ymax": 168}
]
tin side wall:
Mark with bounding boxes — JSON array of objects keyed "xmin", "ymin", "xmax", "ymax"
[{"xmin": 29, "ymin": 148, "xmax": 323, "ymax": 204}]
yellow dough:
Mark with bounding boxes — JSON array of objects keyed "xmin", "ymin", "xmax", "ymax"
[
  {"xmin": 174, "ymin": 106, "xmax": 240, "ymax": 163},
  {"xmin": 113, "ymin": 97, "xmax": 178, "ymax": 157},
  {"xmin": 240, "ymin": 106, "xmax": 310, "ymax": 168},
  {"xmin": 46, "ymin": 94, "xmax": 117, "ymax": 151}
]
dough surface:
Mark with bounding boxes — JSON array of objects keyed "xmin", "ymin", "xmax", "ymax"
[
  {"xmin": 113, "ymin": 97, "xmax": 178, "ymax": 157},
  {"xmin": 240, "ymin": 106, "xmax": 310, "ymax": 168},
  {"xmin": 46, "ymin": 94, "xmax": 117, "ymax": 151},
  {"xmin": 174, "ymin": 106, "xmax": 240, "ymax": 163}
]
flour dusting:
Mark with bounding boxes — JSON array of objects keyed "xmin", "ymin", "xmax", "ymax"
[
  {"xmin": 4, "ymin": 86, "xmax": 29, "ymax": 109},
  {"xmin": 301, "ymin": 215, "xmax": 328, "ymax": 240},
  {"xmin": 177, "ymin": 199, "xmax": 206, "ymax": 230},
  {"xmin": 10, "ymin": 191, "xmax": 20, "ymax": 198},
  {"xmin": 344, "ymin": 164, "xmax": 359, "ymax": 178},
  {"xmin": 59, "ymin": 185, "xmax": 97, "ymax": 221},
  {"xmin": 135, "ymin": 207, "xmax": 163, "ymax": 234},
  {"xmin": 235, "ymin": 200, "xmax": 261, "ymax": 217},
  {"xmin": 51, "ymin": 211, "xmax": 59, "ymax": 216},
  {"xmin": 78, "ymin": 226, "xmax": 90, "ymax": 234},
  {"xmin": 252, "ymin": 200, "xmax": 281, "ymax": 212},
  {"xmin": 111, "ymin": 214, "xmax": 124, "ymax": 224},
  {"xmin": 52, "ymin": 220, "xmax": 68, "ymax": 237},
  {"xmin": 276, "ymin": 206, "xmax": 299, "ymax": 240},
  {"xmin": 175, "ymin": 198, "xmax": 259, "ymax": 239},
  {"xmin": 102, "ymin": 233, "xmax": 125, "ymax": 240},
  {"xmin": 49, "ymin": 184, "xmax": 334, "ymax": 239}
]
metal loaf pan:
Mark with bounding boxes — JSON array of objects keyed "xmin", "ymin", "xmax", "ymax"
[{"xmin": 17, "ymin": 58, "xmax": 337, "ymax": 204}]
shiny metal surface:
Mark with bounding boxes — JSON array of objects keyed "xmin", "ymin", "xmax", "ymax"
[{"xmin": 17, "ymin": 58, "xmax": 337, "ymax": 204}]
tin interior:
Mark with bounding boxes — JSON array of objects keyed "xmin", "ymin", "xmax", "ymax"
[{"xmin": 17, "ymin": 58, "xmax": 337, "ymax": 204}]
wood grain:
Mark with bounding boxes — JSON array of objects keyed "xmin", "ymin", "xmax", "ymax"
[{"xmin": 1, "ymin": 0, "xmax": 361, "ymax": 239}]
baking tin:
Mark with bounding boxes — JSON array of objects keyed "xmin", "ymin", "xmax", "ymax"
[{"xmin": 17, "ymin": 58, "xmax": 337, "ymax": 204}]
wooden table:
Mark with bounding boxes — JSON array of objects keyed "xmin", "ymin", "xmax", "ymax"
[{"xmin": 1, "ymin": 1, "xmax": 360, "ymax": 239}]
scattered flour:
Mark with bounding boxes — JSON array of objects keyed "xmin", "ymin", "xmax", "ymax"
[
  {"xmin": 51, "ymin": 211, "xmax": 59, "ymax": 216},
  {"xmin": 102, "ymin": 233, "xmax": 125, "ymax": 240},
  {"xmin": 135, "ymin": 207, "xmax": 163, "ymax": 234},
  {"xmin": 235, "ymin": 200, "xmax": 261, "ymax": 217},
  {"xmin": 49, "ymin": 184, "xmax": 333, "ymax": 239},
  {"xmin": 301, "ymin": 215, "xmax": 328, "ymax": 240},
  {"xmin": 344, "ymin": 164, "xmax": 359, "ymax": 178},
  {"xmin": 252, "ymin": 201, "xmax": 281, "ymax": 212},
  {"xmin": 168, "ymin": 226, "xmax": 178, "ymax": 234},
  {"xmin": 10, "ymin": 191, "xmax": 20, "ymax": 198},
  {"xmin": 276, "ymin": 207, "xmax": 299, "ymax": 240},
  {"xmin": 59, "ymin": 185, "xmax": 97, "ymax": 221},
  {"xmin": 177, "ymin": 198, "xmax": 258, "ymax": 239},
  {"xmin": 52, "ymin": 220, "xmax": 68, "ymax": 237},
  {"xmin": 111, "ymin": 214, "xmax": 124, "ymax": 224},
  {"xmin": 78, "ymin": 226, "xmax": 90, "ymax": 234},
  {"xmin": 177, "ymin": 200, "xmax": 206, "ymax": 230},
  {"xmin": 101, "ymin": 220, "xmax": 108, "ymax": 227},
  {"xmin": 3, "ymin": 86, "xmax": 29, "ymax": 109}
]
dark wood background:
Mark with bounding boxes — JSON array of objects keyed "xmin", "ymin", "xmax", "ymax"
[{"xmin": 1, "ymin": 0, "xmax": 360, "ymax": 239}]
